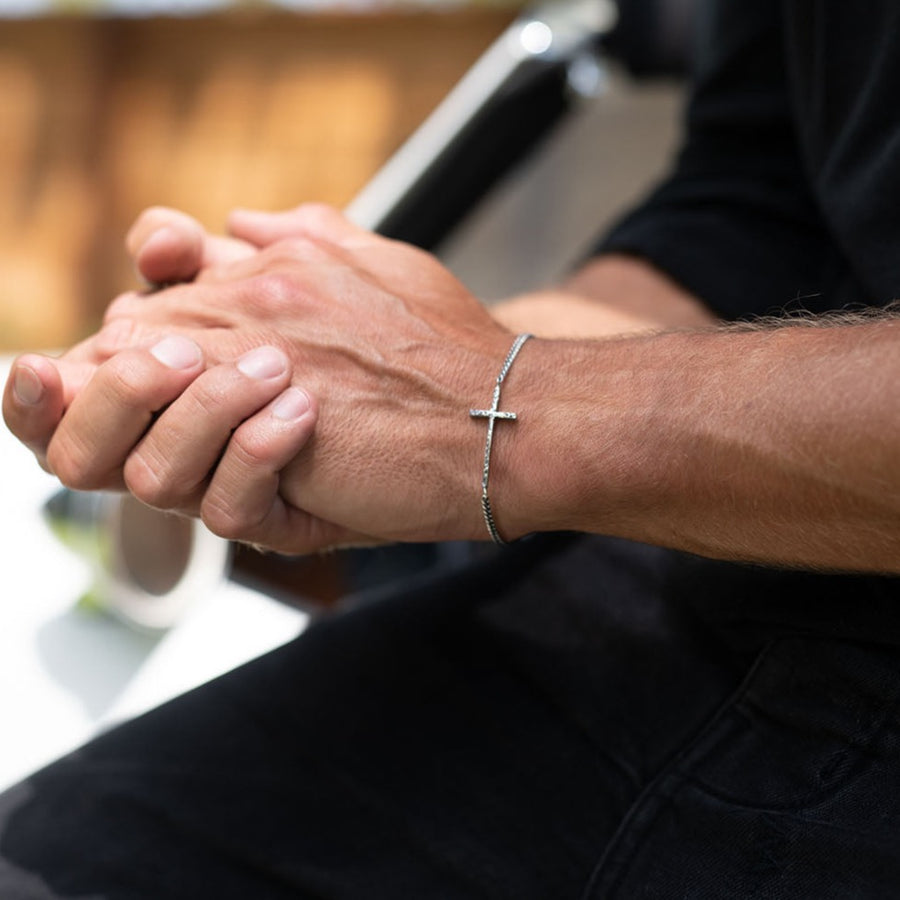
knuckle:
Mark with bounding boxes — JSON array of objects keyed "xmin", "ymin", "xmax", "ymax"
[
  {"xmin": 123, "ymin": 451, "xmax": 171, "ymax": 508},
  {"xmin": 228, "ymin": 432, "xmax": 272, "ymax": 474},
  {"xmin": 248, "ymin": 270, "xmax": 304, "ymax": 315},
  {"xmin": 124, "ymin": 442, "xmax": 204, "ymax": 512},
  {"xmin": 46, "ymin": 433, "xmax": 102, "ymax": 490},
  {"xmin": 103, "ymin": 292, "xmax": 133, "ymax": 324},
  {"xmin": 95, "ymin": 315, "xmax": 142, "ymax": 355},
  {"xmin": 184, "ymin": 377, "xmax": 229, "ymax": 420},
  {"xmin": 103, "ymin": 353, "xmax": 158, "ymax": 408},
  {"xmin": 199, "ymin": 431, "xmax": 276, "ymax": 540},
  {"xmin": 200, "ymin": 494, "xmax": 261, "ymax": 541}
]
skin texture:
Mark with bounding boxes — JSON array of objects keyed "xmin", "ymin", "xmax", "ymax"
[
  {"xmin": 5, "ymin": 205, "xmax": 900, "ymax": 570},
  {"xmin": 7, "ymin": 206, "xmax": 519, "ymax": 550},
  {"xmin": 487, "ymin": 320, "xmax": 900, "ymax": 572},
  {"xmin": 5, "ymin": 206, "xmax": 714, "ymax": 555}
]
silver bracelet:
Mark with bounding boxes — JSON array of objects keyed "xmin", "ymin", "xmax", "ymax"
[{"xmin": 469, "ymin": 333, "xmax": 533, "ymax": 545}]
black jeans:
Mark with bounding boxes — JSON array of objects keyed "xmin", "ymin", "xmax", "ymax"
[{"xmin": 3, "ymin": 534, "xmax": 900, "ymax": 899}]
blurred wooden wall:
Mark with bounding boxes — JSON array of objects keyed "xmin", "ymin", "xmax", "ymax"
[{"xmin": 0, "ymin": 10, "xmax": 513, "ymax": 351}]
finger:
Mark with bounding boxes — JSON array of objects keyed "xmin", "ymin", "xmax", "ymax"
[
  {"xmin": 126, "ymin": 206, "xmax": 256, "ymax": 285},
  {"xmin": 127, "ymin": 207, "xmax": 206, "ymax": 284},
  {"xmin": 144, "ymin": 367, "xmax": 375, "ymax": 554},
  {"xmin": 228, "ymin": 204, "xmax": 448, "ymax": 300},
  {"xmin": 33, "ymin": 319, "xmax": 157, "ymax": 404},
  {"xmin": 46, "ymin": 335, "xmax": 204, "ymax": 491},
  {"xmin": 199, "ymin": 386, "xmax": 335, "ymax": 552},
  {"xmin": 227, "ymin": 203, "xmax": 370, "ymax": 249},
  {"xmin": 137, "ymin": 229, "xmax": 258, "ymax": 286},
  {"xmin": 202, "ymin": 234, "xmax": 258, "ymax": 268},
  {"xmin": 191, "ymin": 234, "xmax": 336, "ymax": 287},
  {"xmin": 123, "ymin": 345, "xmax": 293, "ymax": 514},
  {"xmin": 199, "ymin": 387, "xmax": 373, "ymax": 554},
  {"xmin": 3, "ymin": 354, "xmax": 66, "ymax": 470},
  {"xmin": 3, "ymin": 342, "xmax": 139, "ymax": 472}
]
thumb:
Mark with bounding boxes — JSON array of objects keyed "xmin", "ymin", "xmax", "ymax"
[
  {"xmin": 127, "ymin": 207, "xmax": 206, "ymax": 285},
  {"xmin": 127, "ymin": 206, "xmax": 257, "ymax": 286}
]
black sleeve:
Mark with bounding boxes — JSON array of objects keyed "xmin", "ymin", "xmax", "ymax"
[{"xmin": 596, "ymin": 0, "xmax": 836, "ymax": 320}]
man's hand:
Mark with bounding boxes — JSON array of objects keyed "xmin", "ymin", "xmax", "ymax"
[
  {"xmin": 7, "ymin": 202, "xmax": 898, "ymax": 570},
  {"xmin": 4, "ymin": 205, "xmax": 358, "ymax": 550},
  {"xmin": 125, "ymin": 205, "xmax": 720, "ymax": 341},
  {"xmin": 3, "ymin": 202, "xmax": 717, "ymax": 556},
  {"xmin": 8, "ymin": 205, "xmax": 515, "ymax": 552},
  {"xmin": 125, "ymin": 204, "xmax": 325, "ymax": 286},
  {"xmin": 2, "ymin": 204, "xmax": 325, "ymax": 470}
]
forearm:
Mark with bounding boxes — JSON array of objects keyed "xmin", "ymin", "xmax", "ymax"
[
  {"xmin": 495, "ymin": 316, "xmax": 900, "ymax": 572},
  {"xmin": 16, "ymin": 206, "xmax": 897, "ymax": 568},
  {"xmin": 490, "ymin": 254, "xmax": 719, "ymax": 338}
]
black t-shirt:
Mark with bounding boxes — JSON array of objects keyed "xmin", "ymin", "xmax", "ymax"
[
  {"xmin": 593, "ymin": 0, "xmax": 900, "ymax": 647},
  {"xmin": 600, "ymin": 0, "xmax": 900, "ymax": 319}
]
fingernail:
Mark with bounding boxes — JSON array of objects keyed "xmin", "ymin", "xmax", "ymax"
[
  {"xmin": 272, "ymin": 387, "xmax": 311, "ymax": 421},
  {"xmin": 150, "ymin": 335, "xmax": 202, "ymax": 369},
  {"xmin": 13, "ymin": 365, "xmax": 43, "ymax": 406},
  {"xmin": 237, "ymin": 346, "xmax": 288, "ymax": 380}
]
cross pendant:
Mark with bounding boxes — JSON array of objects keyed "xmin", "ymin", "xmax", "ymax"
[
  {"xmin": 470, "ymin": 383, "xmax": 518, "ymax": 496},
  {"xmin": 469, "ymin": 408, "xmax": 517, "ymax": 424},
  {"xmin": 469, "ymin": 385, "xmax": 518, "ymax": 427}
]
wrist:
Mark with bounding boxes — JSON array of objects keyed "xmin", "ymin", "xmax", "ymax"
[
  {"xmin": 466, "ymin": 333, "xmax": 534, "ymax": 544},
  {"xmin": 490, "ymin": 256, "xmax": 717, "ymax": 342},
  {"xmin": 485, "ymin": 335, "xmax": 662, "ymax": 542}
]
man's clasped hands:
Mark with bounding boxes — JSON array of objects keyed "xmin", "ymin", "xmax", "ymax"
[{"xmin": 2, "ymin": 205, "xmax": 523, "ymax": 554}]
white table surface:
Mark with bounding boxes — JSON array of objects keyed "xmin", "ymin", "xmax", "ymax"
[{"xmin": 0, "ymin": 359, "xmax": 308, "ymax": 790}]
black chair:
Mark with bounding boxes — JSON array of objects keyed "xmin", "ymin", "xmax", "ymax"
[{"xmin": 347, "ymin": 0, "xmax": 700, "ymax": 253}]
